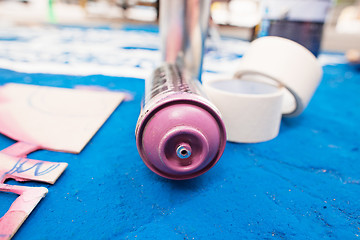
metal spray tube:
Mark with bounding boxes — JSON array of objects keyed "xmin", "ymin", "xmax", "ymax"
[{"xmin": 135, "ymin": 0, "xmax": 226, "ymax": 180}]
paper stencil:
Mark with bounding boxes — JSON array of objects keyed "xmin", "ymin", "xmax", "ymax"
[
  {"xmin": 0, "ymin": 185, "xmax": 48, "ymax": 240},
  {"xmin": 0, "ymin": 83, "xmax": 124, "ymax": 239},
  {"xmin": 0, "ymin": 83, "xmax": 125, "ymax": 153},
  {"xmin": 0, "ymin": 150, "xmax": 67, "ymax": 239},
  {"xmin": 0, "ymin": 152, "xmax": 67, "ymax": 184}
]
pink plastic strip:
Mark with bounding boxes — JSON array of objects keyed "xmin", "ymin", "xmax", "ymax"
[
  {"xmin": 0, "ymin": 184, "xmax": 48, "ymax": 240},
  {"xmin": 1, "ymin": 142, "xmax": 41, "ymax": 158},
  {"xmin": 0, "ymin": 149, "xmax": 67, "ymax": 239}
]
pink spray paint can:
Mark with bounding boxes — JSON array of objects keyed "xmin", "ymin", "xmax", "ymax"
[{"xmin": 135, "ymin": 0, "xmax": 226, "ymax": 180}]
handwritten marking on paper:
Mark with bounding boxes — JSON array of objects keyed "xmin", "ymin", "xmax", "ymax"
[
  {"xmin": 0, "ymin": 152, "xmax": 67, "ymax": 184},
  {"xmin": 0, "ymin": 149, "xmax": 66, "ymax": 240},
  {"xmin": 3, "ymin": 158, "xmax": 60, "ymax": 179}
]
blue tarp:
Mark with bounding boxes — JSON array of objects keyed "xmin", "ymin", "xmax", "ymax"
[{"xmin": 0, "ymin": 61, "xmax": 359, "ymax": 239}]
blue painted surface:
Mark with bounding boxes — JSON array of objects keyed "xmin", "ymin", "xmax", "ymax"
[
  {"xmin": 0, "ymin": 192, "xmax": 18, "ymax": 218},
  {"xmin": 0, "ymin": 62, "xmax": 359, "ymax": 239}
]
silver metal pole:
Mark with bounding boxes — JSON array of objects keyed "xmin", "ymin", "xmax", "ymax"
[{"xmin": 159, "ymin": 0, "xmax": 211, "ymax": 81}]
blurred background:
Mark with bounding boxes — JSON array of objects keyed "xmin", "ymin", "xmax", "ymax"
[
  {"xmin": 0, "ymin": 0, "xmax": 359, "ymax": 79},
  {"xmin": 0, "ymin": 0, "xmax": 359, "ymax": 53}
]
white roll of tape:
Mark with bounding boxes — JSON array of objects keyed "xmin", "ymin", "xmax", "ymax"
[
  {"xmin": 235, "ymin": 36, "xmax": 323, "ymax": 117},
  {"xmin": 203, "ymin": 75, "xmax": 285, "ymax": 143}
]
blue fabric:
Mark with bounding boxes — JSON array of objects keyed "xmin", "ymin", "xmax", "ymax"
[{"xmin": 0, "ymin": 62, "xmax": 359, "ymax": 239}]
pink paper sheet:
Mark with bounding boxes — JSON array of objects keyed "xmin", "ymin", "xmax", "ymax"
[
  {"xmin": 0, "ymin": 185, "xmax": 48, "ymax": 240},
  {"xmin": 0, "ymin": 83, "xmax": 125, "ymax": 153}
]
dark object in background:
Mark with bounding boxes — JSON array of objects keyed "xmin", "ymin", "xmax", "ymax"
[
  {"xmin": 346, "ymin": 49, "xmax": 360, "ymax": 71},
  {"xmin": 258, "ymin": 0, "xmax": 332, "ymax": 57},
  {"xmin": 268, "ymin": 20, "xmax": 324, "ymax": 57}
]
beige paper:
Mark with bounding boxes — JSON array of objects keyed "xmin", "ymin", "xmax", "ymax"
[
  {"xmin": 0, "ymin": 83, "xmax": 125, "ymax": 153},
  {"xmin": 0, "ymin": 185, "xmax": 48, "ymax": 240},
  {"xmin": 0, "ymin": 152, "xmax": 67, "ymax": 184}
]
